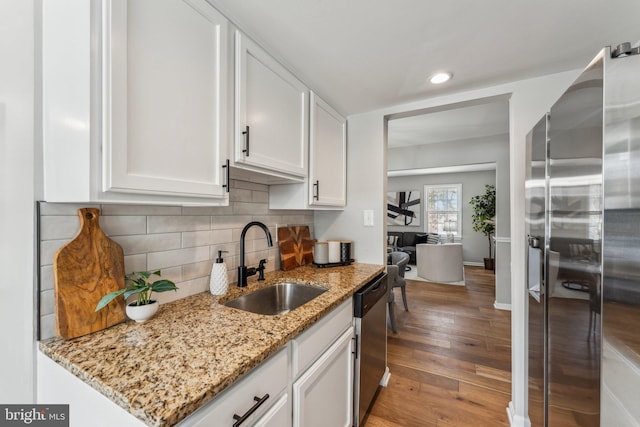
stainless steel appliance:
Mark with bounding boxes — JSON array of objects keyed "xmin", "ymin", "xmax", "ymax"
[
  {"xmin": 525, "ymin": 113, "xmax": 548, "ymax": 427},
  {"xmin": 601, "ymin": 45, "xmax": 640, "ymax": 427},
  {"xmin": 547, "ymin": 52, "xmax": 604, "ymax": 426},
  {"xmin": 353, "ymin": 272, "xmax": 387, "ymax": 427},
  {"xmin": 525, "ymin": 44, "xmax": 640, "ymax": 426}
]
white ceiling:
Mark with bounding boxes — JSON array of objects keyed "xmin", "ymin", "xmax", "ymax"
[
  {"xmin": 387, "ymin": 100, "xmax": 509, "ymax": 148},
  {"xmin": 209, "ymin": 0, "xmax": 640, "ymax": 116}
]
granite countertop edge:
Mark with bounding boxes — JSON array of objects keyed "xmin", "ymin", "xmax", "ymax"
[{"xmin": 39, "ymin": 262, "xmax": 385, "ymax": 427}]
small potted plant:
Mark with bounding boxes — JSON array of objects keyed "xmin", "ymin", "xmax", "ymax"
[{"xmin": 95, "ymin": 270, "xmax": 178, "ymax": 323}]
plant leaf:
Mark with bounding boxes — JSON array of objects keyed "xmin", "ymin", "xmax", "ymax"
[
  {"xmin": 95, "ymin": 289, "xmax": 127, "ymax": 312},
  {"xmin": 151, "ymin": 280, "xmax": 178, "ymax": 293}
]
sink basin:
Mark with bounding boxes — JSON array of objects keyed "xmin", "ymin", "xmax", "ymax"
[{"xmin": 224, "ymin": 282, "xmax": 328, "ymax": 315}]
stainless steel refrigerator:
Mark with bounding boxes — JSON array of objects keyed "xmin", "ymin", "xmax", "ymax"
[
  {"xmin": 526, "ymin": 113, "xmax": 549, "ymax": 427},
  {"xmin": 526, "ymin": 44, "xmax": 640, "ymax": 426}
]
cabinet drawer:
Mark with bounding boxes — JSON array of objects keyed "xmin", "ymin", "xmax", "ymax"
[
  {"xmin": 180, "ymin": 348, "xmax": 288, "ymax": 426},
  {"xmin": 292, "ymin": 298, "xmax": 353, "ymax": 377}
]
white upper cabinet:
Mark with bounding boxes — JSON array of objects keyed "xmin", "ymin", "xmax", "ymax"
[
  {"xmin": 269, "ymin": 92, "xmax": 346, "ymax": 210},
  {"xmin": 105, "ymin": 0, "xmax": 229, "ymax": 198},
  {"xmin": 42, "ymin": 0, "xmax": 230, "ymax": 205},
  {"xmin": 234, "ymin": 31, "xmax": 308, "ymax": 181},
  {"xmin": 308, "ymin": 92, "xmax": 346, "ymax": 207}
]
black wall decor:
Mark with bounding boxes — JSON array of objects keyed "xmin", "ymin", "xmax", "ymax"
[{"xmin": 387, "ymin": 191, "xmax": 421, "ymax": 226}]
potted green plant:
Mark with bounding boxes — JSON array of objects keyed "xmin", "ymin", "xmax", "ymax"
[
  {"xmin": 469, "ymin": 184, "xmax": 496, "ymax": 270},
  {"xmin": 95, "ymin": 270, "xmax": 178, "ymax": 323}
]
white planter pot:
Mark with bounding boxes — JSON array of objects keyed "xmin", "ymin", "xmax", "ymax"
[{"xmin": 126, "ymin": 300, "xmax": 159, "ymax": 323}]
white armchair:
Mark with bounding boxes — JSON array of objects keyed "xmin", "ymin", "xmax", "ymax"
[{"xmin": 416, "ymin": 243, "xmax": 465, "ymax": 284}]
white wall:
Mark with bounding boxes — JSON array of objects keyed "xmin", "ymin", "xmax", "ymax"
[
  {"xmin": 316, "ymin": 68, "xmax": 581, "ymax": 426},
  {"xmin": 0, "ymin": 0, "xmax": 36, "ymax": 403},
  {"xmin": 388, "ymin": 169, "xmax": 496, "ymax": 264}
]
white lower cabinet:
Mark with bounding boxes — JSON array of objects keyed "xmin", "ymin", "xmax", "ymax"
[
  {"xmin": 185, "ymin": 298, "xmax": 355, "ymax": 427},
  {"xmin": 180, "ymin": 348, "xmax": 290, "ymax": 426},
  {"xmin": 292, "ymin": 298, "xmax": 353, "ymax": 375},
  {"xmin": 253, "ymin": 393, "xmax": 291, "ymax": 427},
  {"xmin": 37, "ymin": 300, "xmax": 355, "ymax": 427},
  {"xmin": 293, "ymin": 328, "xmax": 354, "ymax": 427},
  {"xmin": 185, "ymin": 299, "xmax": 354, "ymax": 427}
]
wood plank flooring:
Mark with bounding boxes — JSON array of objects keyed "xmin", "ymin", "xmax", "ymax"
[{"xmin": 365, "ymin": 266, "xmax": 511, "ymax": 427}]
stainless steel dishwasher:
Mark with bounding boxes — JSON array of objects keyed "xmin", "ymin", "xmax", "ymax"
[{"xmin": 353, "ymin": 272, "xmax": 388, "ymax": 426}]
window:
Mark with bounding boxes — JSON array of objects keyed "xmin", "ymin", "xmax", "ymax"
[{"xmin": 424, "ymin": 184, "xmax": 462, "ymax": 236}]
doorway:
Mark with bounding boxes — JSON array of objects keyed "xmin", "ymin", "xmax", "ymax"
[
  {"xmin": 373, "ymin": 96, "xmax": 512, "ymax": 425},
  {"xmin": 385, "ymin": 95, "xmax": 510, "ymax": 307}
]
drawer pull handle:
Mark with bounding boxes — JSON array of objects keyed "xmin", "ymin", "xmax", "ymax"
[
  {"xmin": 232, "ymin": 393, "xmax": 269, "ymax": 426},
  {"xmin": 313, "ymin": 180, "xmax": 319, "ymax": 200}
]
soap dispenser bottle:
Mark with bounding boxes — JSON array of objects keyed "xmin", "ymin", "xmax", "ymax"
[{"xmin": 209, "ymin": 250, "xmax": 229, "ymax": 295}]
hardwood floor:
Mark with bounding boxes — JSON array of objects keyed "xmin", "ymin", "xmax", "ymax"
[{"xmin": 365, "ymin": 266, "xmax": 511, "ymax": 427}]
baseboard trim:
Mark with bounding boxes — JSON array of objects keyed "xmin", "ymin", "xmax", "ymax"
[
  {"xmin": 380, "ymin": 367, "xmax": 391, "ymax": 387},
  {"xmin": 494, "ymin": 301, "xmax": 512, "ymax": 311},
  {"xmin": 463, "ymin": 261, "xmax": 484, "ymax": 267},
  {"xmin": 507, "ymin": 401, "xmax": 531, "ymax": 427},
  {"xmin": 507, "ymin": 402, "xmax": 515, "ymax": 427}
]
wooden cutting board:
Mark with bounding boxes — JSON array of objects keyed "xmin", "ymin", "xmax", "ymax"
[
  {"xmin": 53, "ymin": 208, "xmax": 126, "ymax": 339},
  {"xmin": 277, "ymin": 226, "xmax": 315, "ymax": 271}
]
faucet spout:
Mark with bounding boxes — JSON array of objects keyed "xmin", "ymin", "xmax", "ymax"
[{"xmin": 238, "ymin": 221, "xmax": 273, "ymax": 287}]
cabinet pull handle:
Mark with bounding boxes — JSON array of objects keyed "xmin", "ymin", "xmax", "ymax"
[
  {"xmin": 222, "ymin": 159, "xmax": 230, "ymax": 193},
  {"xmin": 232, "ymin": 393, "xmax": 269, "ymax": 426},
  {"xmin": 313, "ymin": 180, "xmax": 319, "ymax": 200},
  {"xmin": 242, "ymin": 125, "xmax": 250, "ymax": 157}
]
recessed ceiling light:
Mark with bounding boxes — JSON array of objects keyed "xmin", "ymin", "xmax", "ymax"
[{"xmin": 429, "ymin": 72, "xmax": 452, "ymax": 84}]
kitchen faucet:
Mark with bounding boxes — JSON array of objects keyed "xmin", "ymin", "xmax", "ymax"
[{"xmin": 238, "ymin": 221, "xmax": 273, "ymax": 287}]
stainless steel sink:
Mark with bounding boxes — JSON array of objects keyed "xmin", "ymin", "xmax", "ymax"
[{"xmin": 223, "ymin": 282, "xmax": 328, "ymax": 315}]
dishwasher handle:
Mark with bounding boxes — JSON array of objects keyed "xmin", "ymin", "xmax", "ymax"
[{"xmin": 354, "ymin": 273, "xmax": 387, "ymax": 318}]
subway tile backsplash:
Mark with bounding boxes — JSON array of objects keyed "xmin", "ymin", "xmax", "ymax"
[{"xmin": 38, "ymin": 180, "xmax": 314, "ymax": 340}]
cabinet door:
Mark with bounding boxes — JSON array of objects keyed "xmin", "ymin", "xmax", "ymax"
[
  {"xmin": 104, "ymin": 0, "xmax": 229, "ymax": 199},
  {"xmin": 254, "ymin": 393, "xmax": 292, "ymax": 427},
  {"xmin": 293, "ymin": 328, "xmax": 354, "ymax": 427},
  {"xmin": 309, "ymin": 93, "xmax": 346, "ymax": 207},
  {"xmin": 235, "ymin": 31, "xmax": 308, "ymax": 178}
]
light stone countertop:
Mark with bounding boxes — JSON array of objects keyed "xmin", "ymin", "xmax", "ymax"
[{"xmin": 39, "ymin": 263, "xmax": 385, "ymax": 427}]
